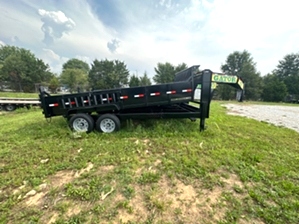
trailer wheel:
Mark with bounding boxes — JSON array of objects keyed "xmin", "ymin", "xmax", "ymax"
[
  {"xmin": 5, "ymin": 104, "xmax": 16, "ymax": 111},
  {"xmin": 69, "ymin": 113, "xmax": 94, "ymax": 133},
  {"xmin": 0, "ymin": 105, "xmax": 3, "ymax": 111},
  {"xmin": 96, "ymin": 114, "xmax": 120, "ymax": 133}
]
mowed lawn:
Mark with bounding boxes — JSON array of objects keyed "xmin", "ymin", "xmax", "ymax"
[
  {"xmin": 0, "ymin": 92, "xmax": 40, "ymax": 98},
  {"xmin": 0, "ymin": 102, "xmax": 299, "ymax": 224}
]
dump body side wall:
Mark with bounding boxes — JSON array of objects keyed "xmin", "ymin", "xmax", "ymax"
[{"xmin": 40, "ymin": 81, "xmax": 194, "ymax": 118}]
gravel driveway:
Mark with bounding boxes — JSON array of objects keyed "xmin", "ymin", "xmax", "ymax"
[{"xmin": 223, "ymin": 104, "xmax": 299, "ymax": 133}]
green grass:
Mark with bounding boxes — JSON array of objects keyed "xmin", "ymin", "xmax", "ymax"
[
  {"xmin": 0, "ymin": 102, "xmax": 299, "ymax": 223},
  {"xmin": 0, "ymin": 91, "xmax": 40, "ymax": 98}
]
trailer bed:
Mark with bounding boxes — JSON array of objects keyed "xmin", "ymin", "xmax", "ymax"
[{"xmin": 0, "ymin": 97, "xmax": 40, "ymax": 111}]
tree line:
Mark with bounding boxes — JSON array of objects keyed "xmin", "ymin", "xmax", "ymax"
[
  {"xmin": 215, "ymin": 50, "xmax": 299, "ymax": 102},
  {"xmin": 0, "ymin": 44, "xmax": 298, "ymax": 102}
]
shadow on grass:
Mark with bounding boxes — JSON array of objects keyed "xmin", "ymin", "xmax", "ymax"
[
  {"xmin": 119, "ymin": 118, "xmax": 202, "ymax": 137},
  {"xmin": 2, "ymin": 115, "xmax": 208, "ymax": 141}
]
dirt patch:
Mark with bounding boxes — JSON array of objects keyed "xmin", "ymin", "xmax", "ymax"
[
  {"xmin": 39, "ymin": 200, "xmax": 92, "ymax": 224},
  {"xmin": 10, "ymin": 163, "xmax": 95, "ymax": 223},
  {"xmin": 10, "ymin": 163, "xmax": 251, "ymax": 223},
  {"xmin": 45, "ymin": 212, "xmax": 59, "ymax": 224},
  {"xmin": 75, "ymin": 162, "xmax": 94, "ymax": 177},
  {"xmin": 22, "ymin": 170, "xmax": 78, "ymax": 208},
  {"xmin": 115, "ymin": 172, "xmax": 246, "ymax": 223},
  {"xmin": 25, "ymin": 192, "xmax": 45, "ymax": 206},
  {"xmin": 160, "ymin": 177, "xmax": 225, "ymax": 223},
  {"xmin": 66, "ymin": 206, "xmax": 81, "ymax": 217},
  {"xmin": 117, "ymin": 185, "xmax": 149, "ymax": 223},
  {"xmin": 48, "ymin": 170, "xmax": 76, "ymax": 189},
  {"xmin": 220, "ymin": 173, "xmax": 244, "ymax": 190},
  {"xmin": 46, "ymin": 213, "xmax": 59, "ymax": 224},
  {"xmin": 95, "ymin": 165, "xmax": 115, "ymax": 173}
]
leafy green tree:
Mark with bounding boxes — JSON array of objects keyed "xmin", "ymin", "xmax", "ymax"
[
  {"xmin": 0, "ymin": 45, "xmax": 19, "ymax": 65},
  {"xmin": 275, "ymin": 53, "xmax": 299, "ymax": 78},
  {"xmin": 48, "ymin": 76, "xmax": 59, "ymax": 93},
  {"xmin": 153, "ymin": 62, "xmax": 187, "ymax": 84},
  {"xmin": 0, "ymin": 45, "xmax": 51, "ymax": 92},
  {"xmin": 261, "ymin": 74, "xmax": 287, "ymax": 102},
  {"xmin": 62, "ymin": 58, "xmax": 90, "ymax": 73},
  {"xmin": 175, "ymin": 63, "xmax": 188, "ymax": 74},
  {"xmin": 274, "ymin": 53, "xmax": 299, "ymax": 96},
  {"xmin": 221, "ymin": 50, "xmax": 262, "ymax": 100},
  {"xmin": 139, "ymin": 72, "xmax": 152, "ymax": 86},
  {"xmin": 60, "ymin": 69, "xmax": 88, "ymax": 93},
  {"xmin": 1, "ymin": 54, "xmax": 27, "ymax": 91},
  {"xmin": 129, "ymin": 75, "xmax": 140, "ymax": 87},
  {"xmin": 88, "ymin": 59, "xmax": 129, "ymax": 90}
]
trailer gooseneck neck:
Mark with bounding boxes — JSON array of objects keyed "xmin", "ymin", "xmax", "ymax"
[{"xmin": 39, "ymin": 66, "xmax": 244, "ymax": 133}]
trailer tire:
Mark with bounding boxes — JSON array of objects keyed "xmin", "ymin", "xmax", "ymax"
[
  {"xmin": 69, "ymin": 113, "xmax": 94, "ymax": 133},
  {"xmin": 5, "ymin": 104, "xmax": 16, "ymax": 111},
  {"xmin": 0, "ymin": 105, "xmax": 3, "ymax": 111},
  {"xmin": 96, "ymin": 114, "xmax": 120, "ymax": 133}
]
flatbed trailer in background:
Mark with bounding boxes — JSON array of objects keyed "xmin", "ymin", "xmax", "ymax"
[
  {"xmin": 39, "ymin": 66, "xmax": 244, "ymax": 133},
  {"xmin": 0, "ymin": 97, "xmax": 40, "ymax": 111}
]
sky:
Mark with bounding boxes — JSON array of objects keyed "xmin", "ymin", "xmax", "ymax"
[{"xmin": 0, "ymin": 0, "xmax": 298, "ymax": 79}]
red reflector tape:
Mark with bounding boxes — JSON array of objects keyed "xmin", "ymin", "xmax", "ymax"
[
  {"xmin": 134, "ymin": 94, "xmax": 144, "ymax": 98},
  {"xmin": 120, "ymin": 96, "xmax": 128, "ymax": 99},
  {"xmin": 65, "ymin": 101, "xmax": 76, "ymax": 105},
  {"xmin": 102, "ymin": 98, "xmax": 112, "ymax": 101},
  {"xmin": 182, "ymin": 89, "xmax": 192, "ymax": 93},
  {"xmin": 166, "ymin": 90, "xmax": 176, "ymax": 94},
  {"xmin": 150, "ymin": 92, "xmax": 160, "ymax": 96},
  {"xmin": 49, "ymin": 103, "xmax": 59, "ymax": 107},
  {"xmin": 83, "ymin": 100, "xmax": 88, "ymax": 103}
]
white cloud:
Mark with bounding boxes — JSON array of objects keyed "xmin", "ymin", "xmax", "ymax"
[
  {"xmin": 0, "ymin": 1, "xmax": 43, "ymax": 44},
  {"xmin": 115, "ymin": 0, "xmax": 299, "ymax": 75},
  {"xmin": 0, "ymin": 40, "xmax": 6, "ymax": 46},
  {"xmin": 38, "ymin": 9, "xmax": 76, "ymax": 45},
  {"xmin": 1, "ymin": 0, "xmax": 299, "ymax": 78},
  {"xmin": 107, "ymin": 39, "xmax": 120, "ymax": 53},
  {"xmin": 75, "ymin": 55, "xmax": 92, "ymax": 64},
  {"xmin": 38, "ymin": 48, "xmax": 68, "ymax": 74}
]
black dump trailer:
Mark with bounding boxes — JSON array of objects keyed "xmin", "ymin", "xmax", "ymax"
[{"xmin": 39, "ymin": 66, "xmax": 244, "ymax": 133}]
